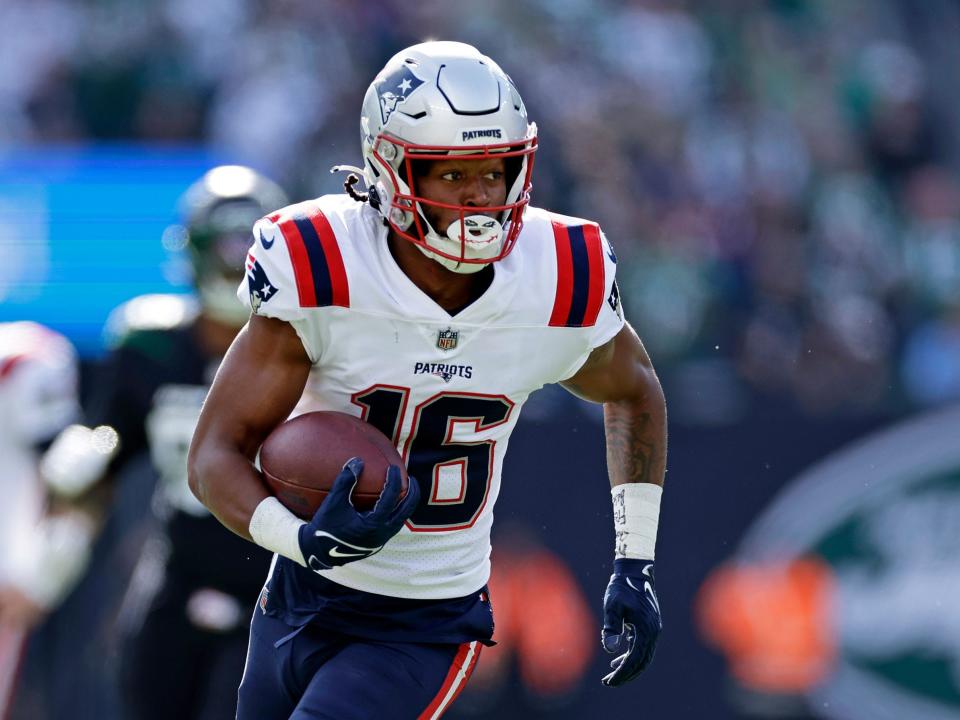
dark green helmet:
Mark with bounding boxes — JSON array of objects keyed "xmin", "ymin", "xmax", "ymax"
[{"xmin": 178, "ymin": 166, "xmax": 288, "ymax": 325}]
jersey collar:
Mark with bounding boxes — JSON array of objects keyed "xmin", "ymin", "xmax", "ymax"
[{"xmin": 374, "ymin": 222, "xmax": 523, "ymax": 325}]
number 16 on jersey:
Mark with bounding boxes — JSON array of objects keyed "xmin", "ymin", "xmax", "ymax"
[{"xmin": 352, "ymin": 386, "xmax": 514, "ymax": 532}]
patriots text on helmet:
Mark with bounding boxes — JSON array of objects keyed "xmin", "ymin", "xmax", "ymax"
[{"xmin": 460, "ymin": 129, "xmax": 503, "ymax": 142}]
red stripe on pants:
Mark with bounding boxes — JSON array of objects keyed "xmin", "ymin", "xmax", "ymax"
[{"xmin": 418, "ymin": 641, "xmax": 481, "ymax": 719}]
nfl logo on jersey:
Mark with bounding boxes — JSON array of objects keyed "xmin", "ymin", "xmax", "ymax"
[{"xmin": 437, "ymin": 328, "xmax": 459, "ymax": 351}]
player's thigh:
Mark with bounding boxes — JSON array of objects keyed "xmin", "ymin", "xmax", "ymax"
[
  {"xmin": 237, "ymin": 612, "xmax": 340, "ymax": 720},
  {"xmin": 236, "ymin": 613, "xmax": 299, "ymax": 720},
  {"xmin": 292, "ymin": 638, "xmax": 482, "ymax": 720}
]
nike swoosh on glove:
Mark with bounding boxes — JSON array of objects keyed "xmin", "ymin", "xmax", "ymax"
[
  {"xmin": 601, "ymin": 559, "xmax": 662, "ymax": 686},
  {"xmin": 298, "ymin": 457, "xmax": 420, "ymax": 572}
]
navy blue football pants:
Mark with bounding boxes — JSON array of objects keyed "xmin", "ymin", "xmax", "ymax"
[{"xmin": 236, "ymin": 611, "xmax": 482, "ymax": 720}]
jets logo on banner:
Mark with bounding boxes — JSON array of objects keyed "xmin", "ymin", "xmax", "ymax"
[
  {"xmin": 246, "ymin": 253, "xmax": 277, "ymax": 314},
  {"xmin": 697, "ymin": 405, "xmax": 960, "ymax": 720},
  {"xmin": 376, "ymin": 65, "xmax": 425, "ymax": 124}
]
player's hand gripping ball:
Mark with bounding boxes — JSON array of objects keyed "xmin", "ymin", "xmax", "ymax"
[
  {"xmin": 260, "ymin": 412, "xmax": 420, "ymax": 572},
  {"xmin": 259, "ymin": 411, "xmax": 409, "ymax": 517},
  {"xmin": 297, "ymin": 457, "xmax": 420, "ymax": 571}
]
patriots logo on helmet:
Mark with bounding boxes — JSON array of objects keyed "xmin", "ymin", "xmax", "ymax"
[
  {"xmin": 246, "ymin": 253, "xmax": 277, "ymax": 314},
  {"xmin": 376, "ymin": 65, "xmax": 425, "ymax": 124}
]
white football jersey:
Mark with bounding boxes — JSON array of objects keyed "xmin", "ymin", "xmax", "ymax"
[
  {"xmin": 239, "ymin": 195, "xmax": 623, "ymax": 599},
  {"xmin": 0, "ymin": 322, "xmax": 79, "ymax": 582}
]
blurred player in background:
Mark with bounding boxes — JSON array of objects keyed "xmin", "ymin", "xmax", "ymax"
[
  {"xmin": 190, "ymin": 41, "xmax": 668, "ymax": 719},
  {"xmin": 112, "ymin": 165, "xmax": 288, "ymax": 720},
  {"xmin": 1, "ymin": 166, "xmax": 288, "ymax": 720},
  {"xmin": 0, "ymin": 322, "xmax": 85, "ymax": 717}
]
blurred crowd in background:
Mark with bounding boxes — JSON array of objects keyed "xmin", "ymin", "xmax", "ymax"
[
  {"xmin": 3, "ymin": 0, "xmax": 960, "ymax": 423},
  {"xmin": 3, "ymin": 2, "xmax": 960, "ymax": 718}
]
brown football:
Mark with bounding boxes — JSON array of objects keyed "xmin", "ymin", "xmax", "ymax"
[{"xmin": 259, "ymin": 411, "xmax": 408, "ymax": 519}]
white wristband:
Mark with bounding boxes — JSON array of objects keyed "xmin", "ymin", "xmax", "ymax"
[
  {"xmin": 249, "ymin": 497, "xmax": 307, "ymax": 567},
  {"xmin": 612, "ymin": 483, "xmax": 662, "ymax": 560}
]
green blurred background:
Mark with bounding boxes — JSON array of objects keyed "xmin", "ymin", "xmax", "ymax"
[{"xmin": 3, "ymin": 1, "xmax": 960, "ymax": 718}]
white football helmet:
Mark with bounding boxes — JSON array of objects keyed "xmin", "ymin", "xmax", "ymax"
[
  {"xmin": 0, "ymin": 322, "xmax": 80, "ymax": 447},
  {"xmin": 359, "ymin": 41, "xmax": 537, "ymax": 273}
]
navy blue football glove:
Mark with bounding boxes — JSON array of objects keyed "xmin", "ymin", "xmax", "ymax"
[
  {"xmin": 601, "ymin": 559, "xmax": 662, "ymax": 686},
  {"xmin": 298, "ymin": 457, "xmax": 420, "ymax": 573}
]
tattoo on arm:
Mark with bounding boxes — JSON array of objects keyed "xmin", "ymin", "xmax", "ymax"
[{"xmin": 604, "ymin": 403, "xmax": 662, "ymax": 487}]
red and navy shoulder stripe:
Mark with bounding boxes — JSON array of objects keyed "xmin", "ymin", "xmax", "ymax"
[
  {"xmin": 273, "ymin": 205, "xmax": 350, "ymax": 308},
  {"xmin": 549, "ymin": 221, "xmax": 606, "ymax": 327}
]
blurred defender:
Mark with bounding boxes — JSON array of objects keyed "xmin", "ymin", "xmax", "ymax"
[
  {"xmin": 0, "ymin": 167, "xmax": 287, "ymax": 720},
  {"xmin": 0, "ymin": 322, "xmax": 83, "ymax": 717},
  {"xmin": 190, "ymin": 41, "xmax": 668, "ymax": 719},
  {"xmin": 114, "ymin": 166, "xmax": 287, "ymax": 720}
]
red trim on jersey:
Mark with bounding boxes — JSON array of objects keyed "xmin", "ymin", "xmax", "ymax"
[
  {"xmin": 549, "ymin": 220, "xmax": 606, "ymax": 327},
  {"xmin": 0, "ymin": 354, "xmax": 26, "ymax": 380},
  {"xmin": 0, "ymin": 627, "xmax": 26, "ymax": 720},
  {"xmin": 277, "ymin": 217, "xmax": 318, "ymax": 308},
  {"xmin": 430, "ymin": 460, "xmax": 467, "ymax": 504},
  {"xmin": 402, "ymin": 391, "xmax": 515, "ymax": 533},
  {"xmin": 582, "ymin": 222, "xmax": 606, "ymax": 326},
  {"xmin": 309, "ymin": 210, "xmax": 350, "ymax": 308},
  {"xmin": 418, "ymin": 641, "xmax": 482, "ymax": 719},
  {"xmin": 350, "ymin": 384, "xmax": 411, "ymax": 446},
  {"xmin": 549, "ymin": 221, "xmax": 574, "ymax": 326}
]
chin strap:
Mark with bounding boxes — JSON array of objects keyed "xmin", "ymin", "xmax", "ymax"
[
  {"xmin": 331, "ymin": 165, "xmax": 371, "ymax": 204},
  {"xmin": 330, "ymin": 164, "xmax": 365, "ymax": 175}
]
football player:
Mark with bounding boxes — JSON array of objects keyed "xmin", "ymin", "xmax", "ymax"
[
  {"xmin": 190, "ymin": 41, "xmax": 667, "ymax": 720},
  {"xmin": 5, "ymin": 167, "xmax": 288, "ymax": 720},
  {"xmin": 0, "ymin": 322, "xmax": 85, "ymax": 716},
  {"xmin": 112, "ymin": 166, "xmax": 289, "ymax": 720}
]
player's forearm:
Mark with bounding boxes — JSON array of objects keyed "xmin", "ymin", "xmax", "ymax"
[
  {"xmin": 603, "ymin": 383, "xmax": 666, "ymax": 489},
  {"xmin": 188, "ymin": 440, "xmax": 270, "ymax": 541}
]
